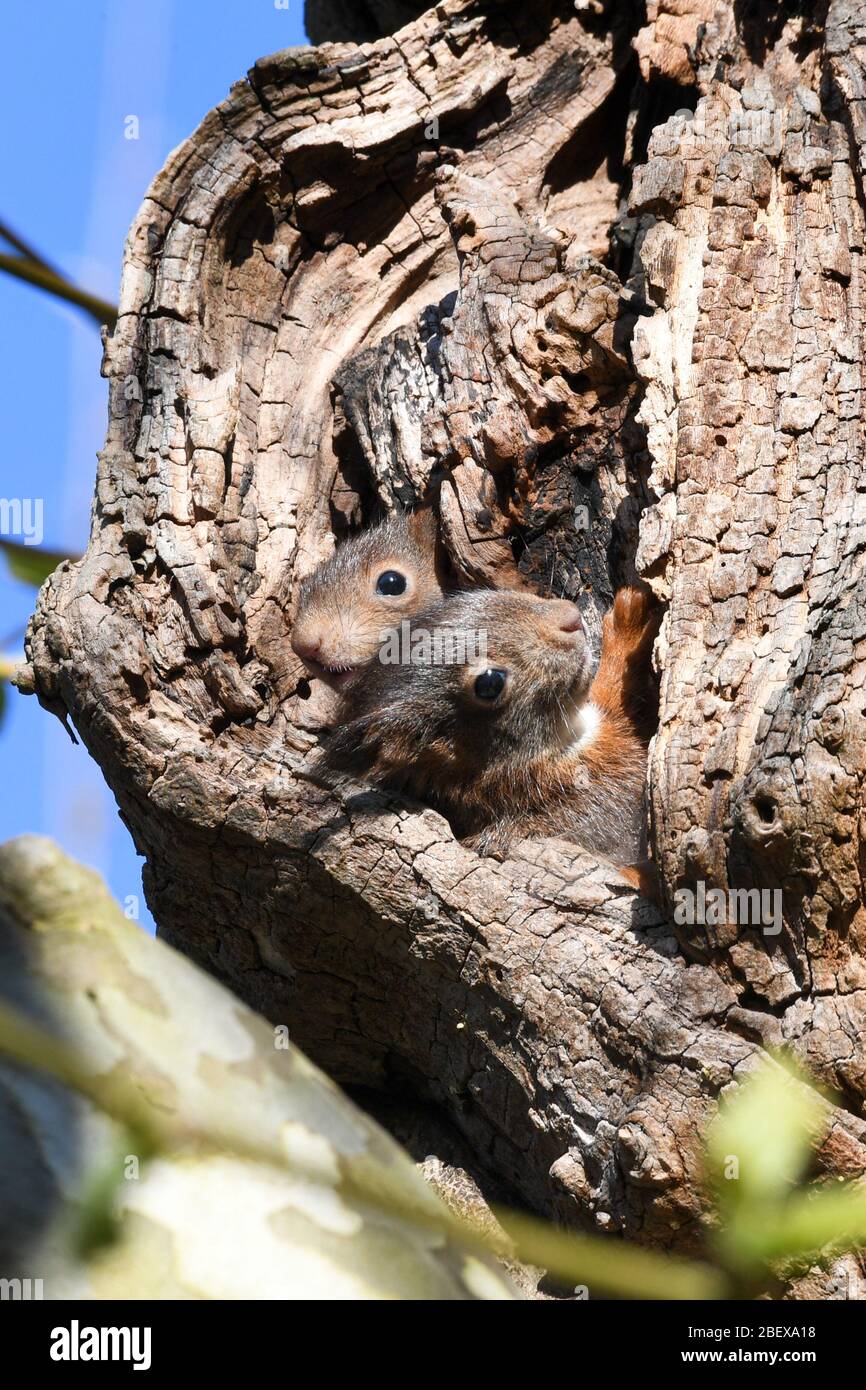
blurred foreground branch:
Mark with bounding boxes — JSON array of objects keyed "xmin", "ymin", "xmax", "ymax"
[{"xmin": 0, "ymin": 219, "xmax": 117, "ymax": 328}]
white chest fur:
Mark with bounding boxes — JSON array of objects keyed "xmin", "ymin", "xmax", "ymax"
[{"xmin": 566, "ymin": 700, "xmax": 601, "ymax": 756}]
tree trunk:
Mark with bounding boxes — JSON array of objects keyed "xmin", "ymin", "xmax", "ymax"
[{"xmin": 20, "ymin": 0, "xmax": 866, "ymax": 1289}]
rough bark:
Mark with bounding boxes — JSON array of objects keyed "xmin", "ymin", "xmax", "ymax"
[{"xmin": 18, "ymin": 0, "xmax": 866, "ymax": 1288}]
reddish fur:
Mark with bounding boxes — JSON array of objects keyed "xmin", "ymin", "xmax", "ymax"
[
  {"xmin": 581, "ymin": 585, "xmax": 661, "ymax": 889},
  {"xmin": 579, "ymin": 586, "xmax": 661, "ymax": 789},
  {"xmin": 463, "ymin": 585, "xmax": 661, "ymax": 876},
  {"xmin": 618, "ymin": 861, "xmax": 662, "ymax": 902},
  {"xmin": 588, "ymin": 584, "xmax": 662, "ymax": 740}
]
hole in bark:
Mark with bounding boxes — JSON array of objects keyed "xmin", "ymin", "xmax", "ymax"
[
  {"xmin": 627, "ymin": 76, "xmax": 698, "ymax": 173},
  {"xmin": 715, "ymin": 434, "xmax": 727, "ymax": 445},
  {"xmin": 122, "ymin": 670, "xmax": 150, "ymax": 705},
  {"xmin": 122, "ymin": 530, "xmax": 147, "ymax": 560},
  {"xmin": 437, "ymin": 85, "xmax": 513, "ymax": 155},
  {"xmin": 561, "ymin": 369, "xmax": 591, "ymax": 394},
  {"xmin": 509, "ymin": 530, "xmax": 528, "ymax": 565},
  {"xmin": 544, "ymin": 60, "xmax": 633, "ymax": 200},
  {"xmin": 305, "ymin": 1, "xmax": 430, "ymax": 44},
  {"xmin": 222, "ymin": 437, "xmax": 234, "ymax": 500},
  {"xmin": 754, "ymin": 795, "xmax": 777, "ymax": 825},
  {"xmin": 223, "ymin": 193, "xmax": 276, "ymax": 268},
  {"xmin": 733, "ymin": 985, "xmax": 793, "ymax": 1020},
  {"xmin": 734, "ymin": 0, "xmax": 829, "ymax": 64}
]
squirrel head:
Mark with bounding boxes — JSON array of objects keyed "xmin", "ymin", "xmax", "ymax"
[
  {"xmin": 326, "ymin": 588, "xmax": 594, "ymax": 794},
  {"xmin": 291, "ymin": 509, "xmax": 447, "ymax": 691}
]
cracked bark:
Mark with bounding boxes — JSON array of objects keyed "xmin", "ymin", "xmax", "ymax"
[{"xmin": 18, "ymin": 0, "xmax": 866, "ymax": 1293}]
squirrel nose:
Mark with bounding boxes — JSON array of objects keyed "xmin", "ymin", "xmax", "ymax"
[
  {"xmin": 552, "ymin": 601, "xmax": 585, "ymax": 635},
  {"xmin": 292, "ymin": 632, "xmax": 322, "ymax": 663}
]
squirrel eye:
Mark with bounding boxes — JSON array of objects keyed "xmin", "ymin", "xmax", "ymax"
[
  {"xmin": 473, "ymin": 668, "xmax": 507, "ymax": 702},
  {"xmin": 375, "ymin": 570, "xmax": 407, "ymax": 596}
]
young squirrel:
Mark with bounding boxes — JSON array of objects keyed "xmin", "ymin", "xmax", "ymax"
[
  {"xmin": 325, "ymin": 585, "xmax": 660, "ymax": 868},
  {"xmin": 292, "ymin": 509, "xmax": 448, "ymax": 691}
]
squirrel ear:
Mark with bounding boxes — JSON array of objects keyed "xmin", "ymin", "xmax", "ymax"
[
  {"xmin": 408, "ymin": 504, "xmax": 455, "ymax": 590},
  {"xmin": 407, "ymin": 505, "xmax": 437, "ymax": 547}
]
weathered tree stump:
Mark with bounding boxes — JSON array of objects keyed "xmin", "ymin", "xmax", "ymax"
[{"xmin": 19, "ymin": 0, "xmax": 866, "ymax": 1290}]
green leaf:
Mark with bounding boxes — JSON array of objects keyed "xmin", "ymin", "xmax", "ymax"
[
  {"xmin": 0, "ymin": 539, "xmax": 74, "ymax": 588},
  {"xmin": 73, "ymin": 1127, "xmax": 158, "ymax": 1260},
  {"xmin": 706, "ymin": 1055, "xmax": 826, "ymax": 1213},
  {"xmin": 739, "ymin": 1184, "xmax": 866, "ymax": 1268},
  {"xmin": 493, "ymin": 1207, "xmax": 726, "ymax": 1301},
  {"xmin": 0, "ymin": 656, "xmax": 16, "ymax": 731}
]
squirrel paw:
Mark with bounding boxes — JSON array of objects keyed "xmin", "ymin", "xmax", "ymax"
[
  {"xmin": 605, "ymin": 584, "xmax": 661, "ymax": 657},
  {"xmin": 592, "ymin": 585, "xmax": 662, "ymax": 740},
  {"xmin": 610, "ymin": 584, "xmax": 653, "ymax": 634}
]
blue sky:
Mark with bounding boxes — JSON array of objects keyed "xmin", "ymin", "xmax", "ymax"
[{"xmin": 0, "ymin": 1, "xmax": 309, "ymax": 930}]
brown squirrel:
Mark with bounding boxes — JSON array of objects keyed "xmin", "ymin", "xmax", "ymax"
[
  {"xmin": 325, "ymin": 584, "xmax": 660, "ymax": 869},
  {"xmin": 292, "ymin": 509, "xmax": 449, "ymax": 691}
]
